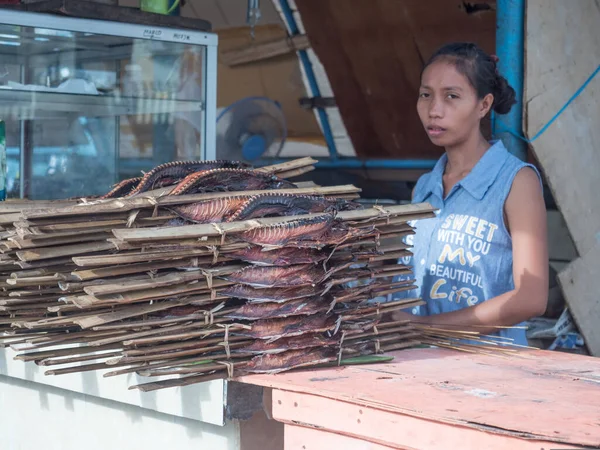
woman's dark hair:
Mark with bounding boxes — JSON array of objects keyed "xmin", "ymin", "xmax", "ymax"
[{"xmin": 423, "ymin": 42, "xmax": 516, "ymax": 115}]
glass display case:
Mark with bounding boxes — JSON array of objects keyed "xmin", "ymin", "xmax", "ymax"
[{"xmin": 0, "ymin": 9, "xmax": 217, "ymax": 199}]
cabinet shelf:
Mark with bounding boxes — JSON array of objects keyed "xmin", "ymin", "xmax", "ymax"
[{"xmin": 0, "ymin": 87, "xmax": 204, "ymax": 120}]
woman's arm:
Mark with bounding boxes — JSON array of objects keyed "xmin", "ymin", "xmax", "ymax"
[{"xmin": 394, "ymin": 167, "xmax": 549, "ymax": 333}]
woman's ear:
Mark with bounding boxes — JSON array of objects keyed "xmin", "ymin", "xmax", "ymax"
[{"xmin": 480, "ymin": 93, "xmax": 494, "ymax": 117}]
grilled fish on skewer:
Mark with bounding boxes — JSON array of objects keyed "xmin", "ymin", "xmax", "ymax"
[
  {"xmin": 127, "ymin": 160, "xmax": 250, "ymax": 196},
  {"xmin": 100, "ymin": 177, "xmax": 142, "ymax": 199},
  {"xmin": 170, "ymin": 169, "xmax": 295, "ymax": 196},
  {"xmin": 223, "ymin": 264, "xmax": 329, "ymax": 288},
  {"xmin": 235, "ymin": 314, "xmax": 337, "ymax": 340},
  {"xmin": 235, "ymin": 334, "xmax": 338, "ymax": 355},
  {"xmin": 241, "ymin": 348, "xmax": 338, "ymax": 374},
  {"xmin": 238, "ymin": 214, "xmax": 334, "ymax": 247},
  {"xmin": 220, "ymin": 284, "xmax": 329, "ymax": 302},
  {"xmin": 227, "ymin": 246, "xmax": 327, "ymax": 267},
  {"xmin": 226, "ymin": 193, "xmax": 361, "ymax": 223},
  {"xmin": 167, "ymin": 196, "xmax": 252, "ymax": 223},
  {"xmin": 226, "ymin": 296, "xmax": 330, "ymax": 320}
]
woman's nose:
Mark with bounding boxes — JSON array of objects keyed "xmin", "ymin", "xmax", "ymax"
[{"xmin": 428, "ymin": 97, "xmax": 443, "ymax": 118}]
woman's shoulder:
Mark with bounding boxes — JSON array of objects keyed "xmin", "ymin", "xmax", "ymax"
[
  {"xmin": 508, "ymin": 165, "xmax": 544, "ymax": 203},
  {"xmin": 494, "ymin": 143, "xmax": 543, "ymax": 195},
  {"xmin": 411, "ymin": 171, "xmax": 435, "ymax": 203}
]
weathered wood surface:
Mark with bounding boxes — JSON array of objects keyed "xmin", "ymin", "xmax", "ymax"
[
  {"xmin": 558, "ymin": 243, "xmax": 600, "ymax": 356},
  {"xmin": 293, "ymin": 0, "xmax": 496, "ymax": 159},
  {"xmin": 221, "ymin": 34, "xmax": 310, "ymax": 66},
  {"xmin": 112, "ymin": 203, "xmax": 435, "ymax": 242},
  {"xmin": 239, "ymin": 348, "xmax": 600, "ymax": 448},
  {"xmin": 525, "ymin": 0, "xmax": 600, "ymax": 354},
  {"xmin": 2, "ymin": 0, "xmax": 212, "ymax": 31},
  {"xmin": 525, "ymin": 0, "xmax": 600, "ymax": 254}
]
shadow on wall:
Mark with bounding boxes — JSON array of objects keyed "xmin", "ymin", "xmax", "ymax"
[
  {"xmin": 0, "ymin": 348, "xmax": 6, "ymax": 375},
  {"xmin": 129, "ymin": 371, "xmax": 214, "ymax": 438},
  {"xmin": 0, "ymin": 374, "xmax": 217, "ymax": 441}
]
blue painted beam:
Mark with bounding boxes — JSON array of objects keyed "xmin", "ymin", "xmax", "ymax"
[
  {"xmin": 278, "ymin": 0, "xmax": 339, "ymax": 160},
  {"xmin": 494, "ymin": 0, "xmax": 527, "ymax": 161}
]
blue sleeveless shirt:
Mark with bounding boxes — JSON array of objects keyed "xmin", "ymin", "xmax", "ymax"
[{"xmin": 395, "ymin": 140, "xmax": 540, "ymax": 346}]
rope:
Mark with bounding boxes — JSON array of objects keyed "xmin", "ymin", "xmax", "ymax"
[
  {"xmin": 201, "ymin": 269, "xmax": 213, "ymax": 289},
  {"xmin": 374, "ymin": 339, "xmax": 381, "ymax": 354},
  {"xmin": 211, "ymin": 223, "xmax": 227, "ymax": 246},
  {"xmin": 337, "ymin": 331, "xmax": 346, "ymax": 365},
  {"xmin": 217, "ymin": 361, "xmax": 234, "ymax": 378},
  {"xmin": 498, "ymin": 64, "xmax": 600, "ymax": 143},
  {"xmin": 218, "ymin": 324, "xmax": 232, "ymax": 358},
  {"xmin": 209, "ymin": 245, "xmax": 220, "ymax": 265},
  {"xmin": 203, "ymin": 310, "xmax": 214, "ymax": 325}
]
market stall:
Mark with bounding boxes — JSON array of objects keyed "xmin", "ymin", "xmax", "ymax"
[
  {"xmin": 0, "ymin": 1, "xmax": 598, "ymax": 450},
  {"xmin": 239, "ymin": 348, "xmax": 600, "ymax": 450}
]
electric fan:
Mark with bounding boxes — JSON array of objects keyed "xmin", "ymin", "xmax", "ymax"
[{"xmin": 216, "ymin": 96, "xmax": 287, "ymax": 163}]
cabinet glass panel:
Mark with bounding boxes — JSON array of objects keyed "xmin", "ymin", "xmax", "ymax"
[{"xmin": 0, "ymin": 14, "xmax": 212, "ymax": 199}]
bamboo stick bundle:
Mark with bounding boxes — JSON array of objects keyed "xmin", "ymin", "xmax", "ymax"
[{"xmin": 0, "ymin": 157, "xmax": 524, "ymax": 391}]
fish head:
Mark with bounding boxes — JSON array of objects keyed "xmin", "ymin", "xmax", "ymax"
[
  {"xmin": 269, "ymin": 176, "xmax": 297, "ymax": 189},
  {"xmin": 339, "ymin": 200, "xmax": 364, "ymax": 211}
]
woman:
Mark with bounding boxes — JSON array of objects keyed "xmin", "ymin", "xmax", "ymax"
[{"xmin": 392, "ymin": 42, "xmax": 548, "ymax": 346}]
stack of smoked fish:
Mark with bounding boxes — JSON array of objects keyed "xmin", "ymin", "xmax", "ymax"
[{"xmin": 0, "ymin": 157, "xmax": 483, "ymax": 392}]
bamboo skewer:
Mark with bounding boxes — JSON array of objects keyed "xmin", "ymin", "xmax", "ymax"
[{"xmin": 0, "ymin": 157, "xmax": 525, "ymax": 392}]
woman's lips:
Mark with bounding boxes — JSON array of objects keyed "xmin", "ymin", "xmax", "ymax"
[{"xmin": 426, "ymin": 126, "xmax": 446, "ymax": 138}]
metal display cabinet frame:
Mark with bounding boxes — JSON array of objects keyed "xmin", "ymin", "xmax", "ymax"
[{"xmin": 0, "ymin": 9, "xmax": 218, "ymax": 199}]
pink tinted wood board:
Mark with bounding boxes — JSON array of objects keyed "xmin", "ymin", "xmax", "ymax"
[
  {"xmin": 237, "ymin": 348, "xmax": 600, "ymax": 447},
  {"xmin": 285, "ymin": 424, "xmax": 396, "ymax": 450},
  {"xmin": 274, "ymin": 390, "xmax": 575, "ymax": 450}
]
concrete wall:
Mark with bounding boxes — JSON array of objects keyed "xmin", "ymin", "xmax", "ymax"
[
  {"xmin": 0, "ymin": 375, "xmax": 240, "ymax": 450},
  {"xmin": 0, "ymin": 348, "xmax": 285, "ymax": 450},
  {"xmin": 0, "ymin": 347, "xmax": 239, "ymax": 450}
]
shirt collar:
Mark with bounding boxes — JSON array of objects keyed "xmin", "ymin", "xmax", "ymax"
[{"xmin": 419, "ymin": 140, "xmax": 510, "ymax": 201}]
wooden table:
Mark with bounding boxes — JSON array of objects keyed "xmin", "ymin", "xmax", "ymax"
[{"xmin": 239, "ymin": 348, "xmax": 600, "ymax": 450}]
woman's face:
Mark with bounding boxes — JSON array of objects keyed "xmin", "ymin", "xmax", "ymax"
[{"xmin": 417, "ymin": 59, "xmax": 492, "ymax": 148}]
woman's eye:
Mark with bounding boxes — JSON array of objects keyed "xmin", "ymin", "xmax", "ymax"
[
  {"xmin": 447, "ymin": 93, "xmax": 459, "ymax": 99},
  {"xmin": 419, "ymin": 92, "xmax": 429, "ymax": 98}
]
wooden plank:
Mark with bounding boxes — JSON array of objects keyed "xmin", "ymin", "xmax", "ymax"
[
  {"xmin": 95, "ymin": 280, "xmax": 230, "ymax": 304},
  {"xmin": 83, "ymin": 268, "xmax": 234, "ymax": 297},
  {"xmin": 525, "ymin": 1, "xmax": 600, "ymax": 353},
  {"xmin": 0, "ymin": 199, "xmax": 77, "ymax": 214},
  {"xmin": 15, "ymin": 241, "xmax": 115, "ymax": 262},
  {"xmin": 112, "ymin": 203, "xmax": 435, "ymax": 242},
  {"xmin": 9, "ymin": 232, "xmax": 111, "ymax": 250},
  {"xmin": 525, "ymin": 0, "xmax": 600, "ymax": 255},
  {"xmin": 558, "ymin": 243, "xmax": 600, "ymax": 356},
  {"xmin": 293, "ymin": 0, "xmax": 495, "ymax": 158},
  {"xmin": 238, "ymin": 348, "xmax": 600, "ymax": 447},
  {"xmin": 275, "ymin": 394, "xmax": 573, "ymax": 450},
  {"xmin": 71, "ymin": 259, "xmax": 206, "ymax": 281},
  {"xmin": 72, "ymin": 249, "xmax": 223, "ymax": 267},
  {"xmin": 221, "ymin": 34, "xmax": 310, "ymax": 66},
  {"xmin": 22, "ymin": 185, "xmax": 360, "ymax": 220},
  {"xmin": 2, "ymin": 0, "xmax": 212, "ymax": 31},
  {"xmin": 75, "ymin": 302, "xmax": 187, "ymax": 329},
  {"xmin": 546, "ymin": 210, "xmax": 578, "ymax": 262},
  {"xmin": 0, "ymin": 213, "xmax": 22, "ymax": 225},
  {"xmin": 284, "ymin": 424, "xmax": 395, "ymax": 450}
]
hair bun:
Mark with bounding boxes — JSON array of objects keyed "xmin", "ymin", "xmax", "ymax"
[{"xmin": 493, "ymin": 74, "xmax": 516, "ymax": 115}]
